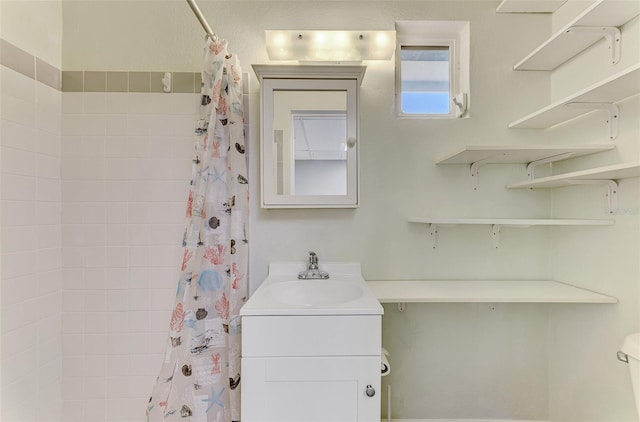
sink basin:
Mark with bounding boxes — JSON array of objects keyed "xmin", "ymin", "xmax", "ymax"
[
  {"xmin": 239, "ymin": 262, "xmax": 383, "ymax": 316},
  {"xmin": 269, "ymin": 280, "xmax": 364, "ymax": 307}
]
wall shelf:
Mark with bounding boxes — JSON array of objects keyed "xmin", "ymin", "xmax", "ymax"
[
  {"xmin": 506, "ymin": 162, "xmax": 640, "ymax": 213},
  {"xmin": 366, "ymin": 280, "xmax": 617, "ymax": 304},
  {"xmin": 508, "ymin": 63, "xmax": 640, "ymax": 139},
  {"xmin": 436, "ymin": 144, "xmax": 614, "ymax": 165},
  {"xmin": 513, "ymin": 0, "xmax": 640, "ymax": 70},
  {"xmin": 507, "ymin": 162, "xmax": 640, "ymax": 188},
  {"xmin": 408, "ymin": 218, "xmax": 613, "ymax": 248},
  {"xmin": 435, "ymin": 144, "xmax": 615, "ymax": 189},
  {"xmin": 496, "ymin": 0, "xmax": 567, "ymax": 14}
]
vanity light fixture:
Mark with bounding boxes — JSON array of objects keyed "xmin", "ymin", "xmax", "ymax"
[{"xmin": 265, "ymin": 30, "xmax": 396, "ymax": 62}]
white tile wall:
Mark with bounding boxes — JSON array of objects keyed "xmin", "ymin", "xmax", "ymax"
[
  {"xmin": 3, "ymin": 62, "xmax": 246, "ymax": 420},
  {"xmin": 0, "ymin": 65, "xmax": 62, "ymax": 421},
  {"xmin": 61, "ymin": 91, "xmax": 199, "ymax": 421}
]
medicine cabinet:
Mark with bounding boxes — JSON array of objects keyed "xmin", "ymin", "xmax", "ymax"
[{"xmin": 253, "ymin": 65, "xmax": 365, "ymax": 208}]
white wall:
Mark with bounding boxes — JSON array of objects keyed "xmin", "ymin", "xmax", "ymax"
[
  {"xmin": 0, "ymin": 62, "xmax": 63, "ymax": 422},
  {"xmin": 251, "ymin": 5, "xmax": 553, "ymax": 417},
  {"xmin": 55, "ymin": 0, "xmax": 638, "ymax": 421},
  {"xmin": 59, "ymin": 91, "xmax": 197, "ymax": 421},
  {"xmin": 0, "ymin": 0, "xmax": 63, "ymax": 69},
  {"xmin": 0, "ymin": 1, "xmax": 63, "ymax": 420},
  {"xmin": 545, "ymin": 6, "xmax": 640, "ymax": 421}
]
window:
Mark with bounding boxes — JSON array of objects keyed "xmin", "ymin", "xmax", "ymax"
[
  {"xmin": 400, "ymin": 45, "xmax": 452, "ymax": 115},
  {"xmin": 396, "ymin": 21, "xmax": 470, "ymax": 118}
]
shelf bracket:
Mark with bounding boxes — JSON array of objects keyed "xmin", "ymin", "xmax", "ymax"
[
  {"xmin": 527, "ymin": 152, "xmax": 575, "ymax": 180},
  {"xmin": 565, "ymin": 102, "xmax": 619, "ymax": 140},
  {"xmin": 565, "ymin": 26, "xmax": 621, "ymax": 65},
  {"xmin": 397, "ymin": 303, "xmax": 406, "ymax": 312},
  {"xmin": 491, "ymin": 224, "xmax": 501, "ymax": 248},
  {"xmin": 429, "ymin": 224, "xmax": 439, "ymax": 248},
  {"xmin": 470, "ymin": 154, "xmax": 506, "ymax": 190},
  {"xmin": 566, "ymin": 179, "xmax": 619, "ymax": 214}
]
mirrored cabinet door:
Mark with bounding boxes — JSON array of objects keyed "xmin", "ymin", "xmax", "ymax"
[{"xmin": 254, "ymin": 65, "xmax": 365, "ymax": 208}]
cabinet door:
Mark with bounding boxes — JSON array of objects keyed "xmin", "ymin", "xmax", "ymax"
[
  {"xmin": 242, "ymin": 356, "xmax": 380, "ymax": 422},
  {"xmin": 260, "ymin": 75, "xmax": 360, "ymax": 208}
]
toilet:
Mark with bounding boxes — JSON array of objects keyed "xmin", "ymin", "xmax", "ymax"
[{"xmin": 620, "ymin": 333, "xmax": 640, "ymax": 418}]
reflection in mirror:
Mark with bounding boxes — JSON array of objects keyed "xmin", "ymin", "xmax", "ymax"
[
  {"xmin": 272, "ymin": 90, "xmax": 348, "ymax": 196},
  {"xmin": 293, "ymin": 112, "xmax": 347, "ymax": 195}
]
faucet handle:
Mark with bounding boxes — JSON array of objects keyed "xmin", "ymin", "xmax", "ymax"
[{"xmin": 308, "ymin": 251, "xmax": 318, "ymax": 268}]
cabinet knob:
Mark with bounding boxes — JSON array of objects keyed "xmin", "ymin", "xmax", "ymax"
[{"xmin": 365, "ymin": 385, "xmax": 375, "ymax": 397}]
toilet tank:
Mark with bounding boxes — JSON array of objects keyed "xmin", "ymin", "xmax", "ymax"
[{"xmin": 621, "ymin": 333, "xmax": 640, "ymax": 419}]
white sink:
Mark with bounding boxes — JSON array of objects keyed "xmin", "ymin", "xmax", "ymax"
[
  {"xmin": 240, "ymin": 262, "xmax": 383, "ymax": 316},
  {"xmin": 270, "ymin": 279, "xmax": 364, "ymax": 306}
]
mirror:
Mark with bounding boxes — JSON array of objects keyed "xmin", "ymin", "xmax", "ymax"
[{"xmin": 253, "ymin": 65, "xmax": 365, "ymax": 208}]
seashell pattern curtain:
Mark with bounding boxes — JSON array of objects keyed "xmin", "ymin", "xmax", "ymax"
[{"xmin": 147, "ymin": 37, "xmax": 248, "ymax": 422}]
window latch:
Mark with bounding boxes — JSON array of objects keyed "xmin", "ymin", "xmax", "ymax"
[{"xmin": 453, "ymin": 92, "xmax": 467, "ymax": 117}]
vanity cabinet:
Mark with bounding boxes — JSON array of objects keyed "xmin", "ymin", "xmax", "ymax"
[{"xmin": 241, "ymin": 315, "xmax": 381, "ymax": 422}]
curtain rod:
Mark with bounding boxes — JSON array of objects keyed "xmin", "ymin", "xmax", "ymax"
[{"xmin": 186, "ymin": 0, "xmax": 216, "ymax": 40}]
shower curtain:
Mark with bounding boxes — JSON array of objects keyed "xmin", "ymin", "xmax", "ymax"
[{"xmin": 147, "ymin": 37, "xmax": 248, "ymax": 422}]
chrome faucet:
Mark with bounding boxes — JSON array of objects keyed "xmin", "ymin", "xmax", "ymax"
[{"xmin": 298, "ymin": 251, "xmax": 330, "ymax": 279}]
